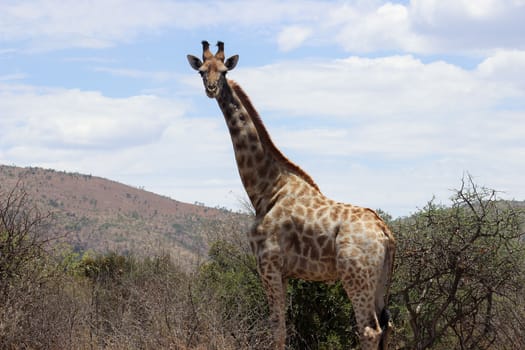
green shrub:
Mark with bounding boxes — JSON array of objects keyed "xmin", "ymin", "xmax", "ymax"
[{"xmin": 287, "ymin": 279, "xmax": 358, "ymax": 350}]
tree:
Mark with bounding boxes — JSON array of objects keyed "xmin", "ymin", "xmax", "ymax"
[
  {"xmin": 0, "ymin": 181, "xmax": 55, "ymax": 301},
  {"xmin": 390, "ymin": 175, "xmax": 525, "ymax": 349},
  {"xmin": 0, "ymin": 181, "xmax": 67, "ymax": 348}
]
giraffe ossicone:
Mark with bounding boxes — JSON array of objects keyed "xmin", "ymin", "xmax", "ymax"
[{"xmin": 187, "ymin": 41, "xmax": 396, "ymax": 350}]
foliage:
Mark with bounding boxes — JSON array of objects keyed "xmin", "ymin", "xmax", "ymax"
[
  {"xmin": 287, "ymin": 279, "xmax": 357, "ymax": 350},
  {"xmin": 199, "ymin": 240, "xmax": 272, "ymax": 349},
  {"xmin": 203, "ymin": 240, "xmax": 265, "ymax": 311},
  {"xmin": 202, "ymin": 240, "xmax": 360, "ymax": 349},
  {"xmin": 0, "ymin": 182, "xmax": 52, "ymax": 294},
  {"xmin": 1, "ymin": 176, "xmax": 525, "ymax": 349},
  {"xmin": 390, "ymin": 175, "xmax": 525, "ymax": 349},
  {"xmin": 0, "ymin": 182, "xmax": 71, "ymax": 349}
]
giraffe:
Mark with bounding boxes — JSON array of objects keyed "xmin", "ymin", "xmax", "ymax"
[{"xmin": 187, "ymin": 41, "xmax": 395, "ymax": 350}]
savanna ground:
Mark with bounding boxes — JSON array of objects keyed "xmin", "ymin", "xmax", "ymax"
[{"xmin": 1, "ymin": 175, "xmax": 524, "ymax": 349}]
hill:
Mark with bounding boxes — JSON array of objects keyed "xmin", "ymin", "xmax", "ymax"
[{"xmin": 0, "ymin": 165, "xmax": 250, "ymax": 264}]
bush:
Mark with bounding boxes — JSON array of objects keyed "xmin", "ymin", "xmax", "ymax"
[
  {"xmin": 2, "ymin": 176, "xmax": 524, "ymax": 349},
  {"xmin": 198, "ymin": 240, "xmax": 271, "ymax": 349},
  {"xmin": 0, "ymin": 182, "xmax": 79, "ymax": 349},
  {"xmin": 287, "ymin": 279, "xmax": 357, "ymax": 350},
  {"xmin": 201, "ymin": 240, "xmax": 360, "ymax": 350},
  {"xmin": 390, "ymin": 175, "xmax": 525, "ymax": 349}
]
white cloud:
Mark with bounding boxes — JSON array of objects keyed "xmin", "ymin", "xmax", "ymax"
[
  {"xmin": 92, "ymin": 66, "xmax": 179, "ymax": 82},
  {"xmin": 228, "ymin": 52, "xmax": 524, "ymax": 193},
  {"xmin": 333, "ymin": 2, "xmax": 429, "ymax": 53},
  {"xmin": 0, "ymin": 0, "xmax": 328, "ymax": 51},
  {"xmin": 1, "ymin": 1, "xmax": 523, "ymax": 54},
  {"xmin": 411, "ymin": 0, "xmax": 507, "ymax": 22},
  {"xmin": 0, "ymin": 73, "xmax": 27, "ymax": 81},
  {"xmin": 238, "ymin": 51, "xmax": 523, "ymax": 138},
  {"xmin": 219, "ymin": 52, "xmax": 525, "ymax": 215},
  {"xmin": 320, "ymin": 0, "xmax": 525, "ymax": 54},
  {"xmin": 2, "ymin": 1, "xmax": 524, "ymax": 216},
  {"xmin": 277, "ymin": 26, "xmax": 312, "ymax": 52},
  {"xmin": 0, "ymin": 0, "xmax": 174, "ymax": 50},
  {"xmin": 476, "ymin": 50, "xmax": 525, "ymax": 90},
  {"xmin": 0, "ymin": 80, "xmax": 246, "ymax": 209},
  {"xmin": 408, "ymin": 0, "xmax": 525, "ymax": 53},
  {"xmin": 235, "ymin": 55, "xmax": 506, "ymax": 120},
  {"xmin": 0, "ymin": 84, "xmax": 180, "ymax": 150}
]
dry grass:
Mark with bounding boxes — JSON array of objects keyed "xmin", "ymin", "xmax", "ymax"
[{"xmin": 0, "ymin": 250, "xmax": 273, "ymax": 350}]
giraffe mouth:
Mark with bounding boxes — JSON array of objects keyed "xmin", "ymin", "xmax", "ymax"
[{"xmin": 205, "ymin": 86, "xmax": 219, "ymax": 98}]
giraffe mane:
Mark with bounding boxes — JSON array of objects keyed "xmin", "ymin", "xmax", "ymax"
[{"xmin": 229, "ymin": 80, "xmax": 321, "ymax": 193}]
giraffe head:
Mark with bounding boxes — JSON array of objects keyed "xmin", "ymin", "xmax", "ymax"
[{"xmin": 187, "ymin": 40, "xmax": 239, "ymax": 98}]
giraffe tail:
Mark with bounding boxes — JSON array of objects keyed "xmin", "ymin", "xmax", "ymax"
[
  {"xmin": 377, "ymin": 226, "xmax": 395, "ymax": 350},
  {"xmin": 378, "ymin": 308, "xmax": 391, "ymax": 349}
]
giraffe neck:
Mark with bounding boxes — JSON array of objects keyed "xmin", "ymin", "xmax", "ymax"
[{"xmin": 215, "ymin": 80, "xmax": 320, "ymax": 214}]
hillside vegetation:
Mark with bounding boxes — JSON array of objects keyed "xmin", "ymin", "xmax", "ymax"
[
  {"xmin": 0, "ymin": 165, "xmax": 250, "ymax": 265},
  {"xmin": 1, "ymin": 169, "xmax": 524, "ymax": 349}
]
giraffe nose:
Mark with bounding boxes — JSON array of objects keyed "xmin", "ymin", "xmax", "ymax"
[{"xmin": 207, "ymin": 83, "xmax": 217, "ymax": 92}]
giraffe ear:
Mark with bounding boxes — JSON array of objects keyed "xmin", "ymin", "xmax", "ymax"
[
  {"xmin": 187, "ymin": 55, "xmax": 203, "ymax": 71},
  {"xmin": 225, "ymin": 55, "xmax": 239, "ymax": 71}
]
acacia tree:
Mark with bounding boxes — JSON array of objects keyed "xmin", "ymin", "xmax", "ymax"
[{"xmin": 390, "ymin": 176, "xmax": 525, "ymax": 349}]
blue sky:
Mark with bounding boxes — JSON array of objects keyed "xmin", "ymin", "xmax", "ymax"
[{"xmin": 1, "ymin": 0, "xmax": 524, "ymax": 217}]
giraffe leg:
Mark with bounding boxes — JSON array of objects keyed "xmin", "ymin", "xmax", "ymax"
[
  {"xmin": 261, "ymin": 273, "xmax": 287, "ymax": 350},
  {"xmin": 343, "ymin": 282, "xmax": 382, "ymax": 350},
  {"xmin": 337, "ymin": 254, "xmax": 384, "ymax": 349},
  {"xmin": 342, "ymin": 283, "xmax": 383, "ymax": 350}
]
